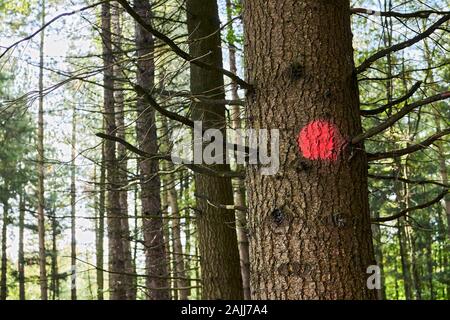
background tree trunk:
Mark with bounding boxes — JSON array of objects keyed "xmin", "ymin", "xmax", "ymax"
[
  {"xmin": 0, "ymin": 202, "xmax": 8, "ymax": 300},
  {"xmin": 37, "ymin": 0, "xmax": 48, "ymax": 300},
  {"xmin": 70, "ymin": 104, "xmax": 77, "ymax": 300},
  {"xmin": 243, "ymin": 0, "xmax": 377, "ymax": 299},
  {"xmin": 112, "ymin": 3, "xmax": 135, "ymax": 300},
  {"xmin": 101, "ymin": 1, "xmax": 127, "ymax": 300},
  {"xmin": 134, "ymin": 0, "xmax": 169, "ymax": 300},
  {"xmin": 186, "ymin": 0, "xmax": 243, "ymax": 300},
  {"xmin": 18, "ymin": 194, "xmax": 25, "ymax": 300}
]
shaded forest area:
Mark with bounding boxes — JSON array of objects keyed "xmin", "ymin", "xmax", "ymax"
[{"xmin": 0, "ymin": 0, "xmax": 449, "ymax": 300}]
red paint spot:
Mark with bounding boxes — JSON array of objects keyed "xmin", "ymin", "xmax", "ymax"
[{"xmin": 297, "ymin": 120, "xmax": 344, "ymax": 161}]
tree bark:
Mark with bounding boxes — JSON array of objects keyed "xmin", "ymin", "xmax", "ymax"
[
  {"xmin": 101, "ymin": 1, "xmax": 127, "ymax": 300},
  {"xmin": 134, "ymin": 0, "xmax": 169, "ymax": 300},
  {"xmin": 186, "ymin": 0, "xmax": 243, "ymax": 300},
  {"xmin": 243, "ymin": 0, "xmax": 377, "ymax": 299}
]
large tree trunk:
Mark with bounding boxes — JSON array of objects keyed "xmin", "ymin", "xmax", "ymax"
[
  {"xmin": 134, "ymin": 0, "xmax": 169, "ymax": 300},
  {"xmin": 37, "ymin": 0, "xmax": 48, "ymax": 300},
  {"xmin": 112, "ymin": 3, "xmax": 135, "ymax": 300},
  {"xmin": 0, "ymin": 201, "xmax": 8, "ymax": 300},
  {"xmin": 243, "ymin": 0, "xmax": 376, "ymax": 299},
  {"xmin": 186, "ymin": 0, "xmax": 243, "ymax": 300},
  {"xmin": 101, "ymin": 2, "xmax": 127, "ymax": 300}
]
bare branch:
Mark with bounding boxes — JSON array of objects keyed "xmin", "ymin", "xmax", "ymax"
[
  {"xmin": 116, "ymin": 0, "xmax": 252, "ymax": 90},
  {"xmin": 368, "ymin": 127, "xmax": 450, "ymax": 161},
  {"xmin": 95, "ymin": 133, "xmax": 244, "ymax": 179},
  {"xmin": 351, "ymin": 8, "xmax": 450, "ymax": 19},
  {"xmin": 356, "ymin": 14, "xmax": 450, "ymax": 73},
  {"xmin": 360, "ymin": 81, "xmax": 422, "ymax": 116},
  {"xmin": 353, "ymin": 91, "xmax": 450, "ymax": 144},
  {"xmin": 372, "ymin": 189, "xmax": 449, "ymax": 222},
  {"xmin": 368, "ymin": 174, "xmax": 449, "ymax": 188}
]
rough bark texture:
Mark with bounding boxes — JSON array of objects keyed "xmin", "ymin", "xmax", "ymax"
[
  {"xmin": 243, "ymin": 0, "xmax": 377, "ymax": 299},
  {"xmin": 134, "ymin": 0, "xmax": 169, "ymax": 300},
  {"xmin": 37, "ymin": 0, "xmax": 48, "ymax": 300},
  {"xmin": 186, "ymin": 0, "xmax": 243, "ymax": 300},
  {"xmin": 101, "ymin": 2, "xmax": 127, "ymax": 300}
]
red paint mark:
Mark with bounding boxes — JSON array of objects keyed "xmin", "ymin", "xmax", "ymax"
[{"xmin": 297, "ymin": 120, "xmax": 344, "ymax": 161}]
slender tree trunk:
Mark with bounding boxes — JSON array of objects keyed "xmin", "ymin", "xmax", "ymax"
[
  {"xmin": 372, "ymin": 214, "xmax": 387, "ymax": 300},
  {"xmin": 161, "ymin": 118, "xmax": 189, "ymax": 299},
  {"xmin": 225, "ymin": 0, "xmax": 251, "ymax": 300},
  {"xmin": 134, "ymin": 0, "xmax": 169, "ymax": 299},
  {"xmin": 398, "ymin": 218, "xmax": 413, "ymax": 299},
  {"xmin": 161, "ymin": 187, "xmax": 173, "ymax": 300},
  {"xmin": 186, "ymin": 0, "xmax": 243, "ymax": 300},
  {"xmin": 50, "ymin": 209, "xmax": 59, "ymax": 300},
  {"xmin": 37, "ymin": 0, "xmax": 48, "ymax": 300},
  {"xmin": 101, "ymin": 1, "xmax": 127, "ymax": 300},
  {"xmin": 18, "ymin": 194, "xmax": 25, "ymax": 300},
  {"xmin": 96, "ymin": 143, "xmax": 105, "ymax": 300},
  {"xmin": 112, "ymin": 3, "xmax": 135, "ymax": 300},
  {"xmin": 70, "ymin": 104, "xmax": 77, "ymax": 300},
  {"xmin": 0, "ymin": 201, "xmax": 8, "ymax": 300},
  {"xmin": 243, "ymin": 0, "xmax": 376, "ymax": 299}
]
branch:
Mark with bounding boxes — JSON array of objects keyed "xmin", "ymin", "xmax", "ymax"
[
  {"xmin": 95, "ymin": 133, "xmax": 244, "ymax": 179},
  {"xmin": 0, "ymin": 1, "xmax": 106, "ymax": 60},
  {"xmin": 194, "ymin": 193, "xmax": 247, "ymax": 212},
  {"xmin": 368, "ymin": 174, "xmax": 449, "ymax": 188},
  {"xmin": 360, "ymin": 81, "xmax": 422, "ymax": 116},
  {"xmin": 352, "ymin": 91, "xmax": 450, "ymax": 144},
  {"xmin": 356, "ymin": 14, "xmax": 450, "ymax": 73},
  {"xmin": 368, "ymin": 127, "xmax": 450, "ymax": 161},
  {"xmin": 372, "ymin": 189, "xmax": 449, "ymax": 222},
  {"xmin": 116, "ymin": 0, "xmax": 252, "ymax": 91},
  {"xmin": 351, "ymin": 8, "xmax": 450, "ymax": 19}
]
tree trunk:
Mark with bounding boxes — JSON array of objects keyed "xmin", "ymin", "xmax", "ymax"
[
  {"xmin": 161, "ymin": 118, "xmax": 189, "ymax": 300},
  {"xmin": 50, "ymin": 209, "xmax": 59, "ymax": 300},
  {"xmin": 18, "ymin": 194, "xmax": 25, "ymax": 300},
  {"xmin": 186, "ymin": 0, "xmax": 243, "ymax": 300},
  {"xmin": 112, "ymin": 3, "xmax": 135, "ymax": 300},
  {"xmin": 37, "ymin": 0, "xmax": 48, "ymax": 300},
  {"xmin": 243, "ymin": 0, "xmax": 376, "ymax": 299},
  {"xmin": 101, "ymin": 1, "xmax": 127, "ymax": 300},
  {"xmin": 372, "ymin": 213, "xmax": 387, "ymax": 300},
  {"xmin": 0, "ymin": 201, "xmax": 8, "ymax": 300},
  {"xmin": 96, "ymin": 143, "xmax": 105, "ymax": 300},
  {"xmin": 134, "ymin": 0, "xmax": 169, "ymax": 300},
  {"xmin": 70, "ymin": 104, "xmax": 77, "ymax": 300},
  {"xmin": 225, "ymin": 0, "xmax": 251, "ymax": 300}
]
